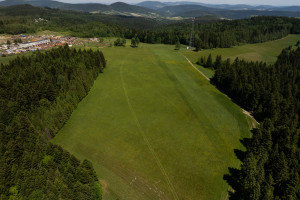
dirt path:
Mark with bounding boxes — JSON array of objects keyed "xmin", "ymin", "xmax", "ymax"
[
  {"xmin": 242, "ymin": 110, "xmax": 258, "ymax": 128},
  {"xmin": 100, "ymin": 180, "xmax": 108, "ymax": 194},
  {"xmin": 180, "ymin": 52, "xmax": 259, "ymax": 129},
  {"xmin": 181, "ymin": 53, "xmax": 210, "ymax": 81}
]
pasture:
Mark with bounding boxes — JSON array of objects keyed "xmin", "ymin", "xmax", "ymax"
[
  {"xmin": 182, "ymin": 34, "xmax": 300, "ymax": 78},
  {"xmin": 53, "ymin": 43, "xmax": 251, "ymax": 200},
  {"xmin": 1, "ymin": 35, "xmax": 297, "ymax": 199}
]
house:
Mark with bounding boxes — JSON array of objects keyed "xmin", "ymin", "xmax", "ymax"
[
  {"xmin": 1, "ymin": 45, "xmax": 8, "ymax": 50},
  {"xmin": 6, "ymin": 49, "xmax": 13, "ymax": 54},
  {"xmin": 18, "ymin": 39, "xmax": 51, "ymax": 49}
]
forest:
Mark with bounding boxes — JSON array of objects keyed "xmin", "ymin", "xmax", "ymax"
[
  {"xmin": 1, "ymin": 5, "xmax": 300, "ymax": 49},
  {"xmin": 208, "ymin": 46, "xmax": 300, "ymax": 199},
  {"xmin": 136, "ymin": 16, "xmax": 300, "ymax": 48},
  {"xmin": 0, "ymin": 45, "xmax": 106, "ymax": 199}
]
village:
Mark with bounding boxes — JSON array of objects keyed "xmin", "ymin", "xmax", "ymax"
[{"xmin": 0, "ymin": 34, "xmax": 100, "ymax": 56}]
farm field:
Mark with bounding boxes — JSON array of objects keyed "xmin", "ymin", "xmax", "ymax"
[
  {"xmin": 182, "ymin": 34, "xmax": 300, "ymax": 78},
  {"xmin": 0, "ymin": 51, "xmax": 34, "ymax": 65},
  {"xmin": 53, "ymin": 43, "xmax": 251, "ymax": 200}
]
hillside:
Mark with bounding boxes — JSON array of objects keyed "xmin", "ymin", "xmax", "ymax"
[
  {"xmin": 214, "ymin": 46, "xmax": 300, "ymax": 200},
  {"xmin": 0, "ymin": 0, "xmax": 162, "ymax": 17},
  {"xmin": 53, "ymin": 42, "xmax": 251, "ymax": 200},
  {"xmin": 109, "ymin": 2, "xmax": 160, "ymax": 17},
  {"xmin": 138, "ymin": 1, "xmax": 300, "ymax": 18},
  {"xmin": 0, "ymin": 46, "xmax": 106, "ymax": 200},
  {"xmin": 138, "ymin": 1, "xmax": 300, "ymax": 12},
  {"xmin": 157, "ymin": 4, "xmax": 300, "ymax": 18},
  {"xmin": 272, "ymin": 6, "xmax": 300, "ymax": 12},
  {"xmin": 1, "ymin": 0, "xmax": 300, "ymax": 19},
  {"xmin": 136, "ymin": 1, "xmax": 167, "ymax": 10},
  {"xmin": 214, "ymin": 9, "xmax": 300, "ymax": 19},
  {"xmin": 182, "ymin": 34, "xmax": 300, "ymax": 73},
  {"xmin": 176, "ymin": 9, "xmax": 300, "ymax": 19},
  {"xmin": 158, "ymin": 5, "xmax": 220, "ymax": 16},
  {"xmin": 0, "ymin": 4, "xmax": 169, "ymax": 36},
  {"xmin": 0, "ymin": 1, "xmax": 299, "ymax": 199},
  {"xmin": 0, "ymin": 0, "xmax": 111, "ymax": 12},
  {"xmin": 1, "ymin": 5, "xmax": 299, "ymax": 48}
]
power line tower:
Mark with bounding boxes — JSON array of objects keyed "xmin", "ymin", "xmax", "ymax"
[{"xmin": 188, "ymin": 17, "xmax": 195, "ymax": 49}]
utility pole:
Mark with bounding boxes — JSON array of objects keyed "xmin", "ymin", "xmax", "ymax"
[{"xmin": 188, "ymin": 17, "xmax": 195, "ymax": 49}]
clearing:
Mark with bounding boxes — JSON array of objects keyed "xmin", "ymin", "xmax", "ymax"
[
  {"xmin": 53, "ymin": 43, "xmax": 251, "ymax": 200},
  {"xmin": 182, "ymin": 34, "xmax": 300, "ymax": 78}
]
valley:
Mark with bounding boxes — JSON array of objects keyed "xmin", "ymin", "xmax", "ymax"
[{"xmin": 1, "ymin": 2, "xmax": 299, "ymax": 199}]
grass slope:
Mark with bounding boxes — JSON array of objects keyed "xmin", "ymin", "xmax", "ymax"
[
  {"xmin": 53, "ymin": 43, "xmax": 251, "ymax": 200},
  {"xmin": 0, "ymin": 52, "xmax": 34, "ymax": 65},
  {"xmin": 182, "ymin": 34, "xmax": 300, "ymax": 78}
]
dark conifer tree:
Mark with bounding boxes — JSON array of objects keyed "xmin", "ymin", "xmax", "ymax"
[
  {"xmin": 174, "ymin": 40, "xmax": 181, "ymax": 50},
  {"xmin": 206, "ymin": 54, "xmax": 213, "ymax": 68},
  {"xmin": 0, "ymin": 46, "xmax": 106, "ymax": 199},
  {"xmin": 214, "ymin": 55, "xmax": 222, "ymax": 69},
  {"xmin": 214, "ymin": 47, "xmax": 300, "ymax": 199}
]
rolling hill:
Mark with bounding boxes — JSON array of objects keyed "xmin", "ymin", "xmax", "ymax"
[
  {"xmin": 138, "ymin": 1, "xmax": 300, "ymax": 12},
  {"xmin": 138, "ymin": 1, "xmax": 300, "ymax": 18},
  {"xmin": 0, "ymin": 0, "xmax": 111, "ymax": 12},
  {"xmin": 160, "ymin": 2, "xmax": 275, "ymax": 11},
  {"xmin": 272, "ymin": 6, "xmax": 300, "ymax": 12},
  {"xmin": 0, "ymin": 0, "xmax": 162, "ymax": 17},
  {"xmin": 1, "ymin": 0, "xmax": 300, "ymax": 19},
  {"xmin": 158, "ymin": 5, "xmax": 220, "ymax": 16},
  {"xmin": 109, "ymin": 2, "xmax": 160, "ymax": 17},
  {"xmin": 157, "ymin": 4, "xmax": 300, "ymax": 19},
  {"xmin": 175, "ymin": 9, "xmax": 300, "ymax": 19},
  {"xmin": 136, "ymin": 1, "xmax": 167, "ymax": 10}
]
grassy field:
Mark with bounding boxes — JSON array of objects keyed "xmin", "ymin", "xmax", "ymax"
[
  {"xmin": 2, "ymin": 35, "xmax": 293, "ymax": 199},
  {"xmin": 182, "ymin": 34, "xmax": 300, "ymax": 78},
  {"xmin": 53, "ymin": 43, "xmax": 251, "ymax": 200},
  {"xmin": 0, "ymin": 52, "xmax": 35, "ymax": 65}
]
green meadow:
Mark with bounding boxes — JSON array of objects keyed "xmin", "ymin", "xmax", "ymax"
[
  {"xmin": 53, "ymin": 43, "xmax": 251, "ymax": 200},
  {"xmin": 0, "ymin": 52, "xmax": 33, "ymax": 65},
  {"xmin": 2, "ymin": 34, "xmax": 297, "ymax": 199},
  {"xmin": 182, "ymin": 34, "xmax": 300, "ymax": 78}
]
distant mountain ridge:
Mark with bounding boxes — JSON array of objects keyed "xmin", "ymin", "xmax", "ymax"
[
  {"xmin": 156, "ymin": 4, "xmax": 300, "ymax": 19},
  {"xmin": 0, "ymin": 0, "xmax": 110, "ymax": 12},
  {"xmin": 158, "ymin": 4, "xmax": 220, "ymax": 16},
  {"xmin": 137, "ymin": 1, "xmax": 300, "ymax": 12},
  {"xmin": 136, "ymin": 1, "xmax": 167, "ymax": 10},
  {"xmin": 0, "ymin": 0, "xmax": 299, "ymax": 19},
  {"xmin": 137, "ymin": 1, "xmax": 300, "ymax": 19},
  {"xmin": 0, "ymin": 0, "xmax": 161, "ymax": 17}
]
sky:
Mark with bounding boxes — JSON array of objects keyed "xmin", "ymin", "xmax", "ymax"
[{"xmin": 54, "ymin": 0, "xmax": 300, "ymax": 6}]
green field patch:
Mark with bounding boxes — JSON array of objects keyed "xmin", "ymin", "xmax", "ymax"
[
  {"xmin": 0, "ymin": 52, "xmax": 34, "ymax": 65},
  {"xmin": 182, "ymin": 34, "xmax": 300, "ymax": 78},
  {"xmin": 53, "ymin": 43, "xmax": 251, "ymax": 200}
]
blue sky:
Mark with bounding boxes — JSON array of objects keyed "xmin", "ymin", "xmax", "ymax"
[{"xmin": 55, "ymin": 0, "xmax": 300, "ymax": 6}]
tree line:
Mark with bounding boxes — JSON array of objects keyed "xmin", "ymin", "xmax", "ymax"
[
  {"xmin": 0, "ymin": 45, "xmax": 106, "ymax": 199},
  {"xmin": 1, "ymin": 5, "xmax": 300, "ymax": 50},
  {"xmin": 129, "ymin": 16, "xmax": 300, "ymax": 49},
  {"xmin": 209, "ymin": 46, "xmax": 300, "ymax": 199},
  {"xmin": 197, "ymin": 54, "xmax": 222, "ymax": 69}
]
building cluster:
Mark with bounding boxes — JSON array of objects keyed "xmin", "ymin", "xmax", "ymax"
[{"xmin": 0, "ymin": 34, "xmax": 91, "ymax": 56}]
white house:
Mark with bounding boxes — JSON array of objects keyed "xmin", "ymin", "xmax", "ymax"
[{"xmin": 18, "ymin": 39, "xmax": 50, "ymax": 49}]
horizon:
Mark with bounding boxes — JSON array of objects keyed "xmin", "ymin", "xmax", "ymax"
[{"xmin": 0, "ymin": 0, "xmax": 300, "ymax": 7}]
